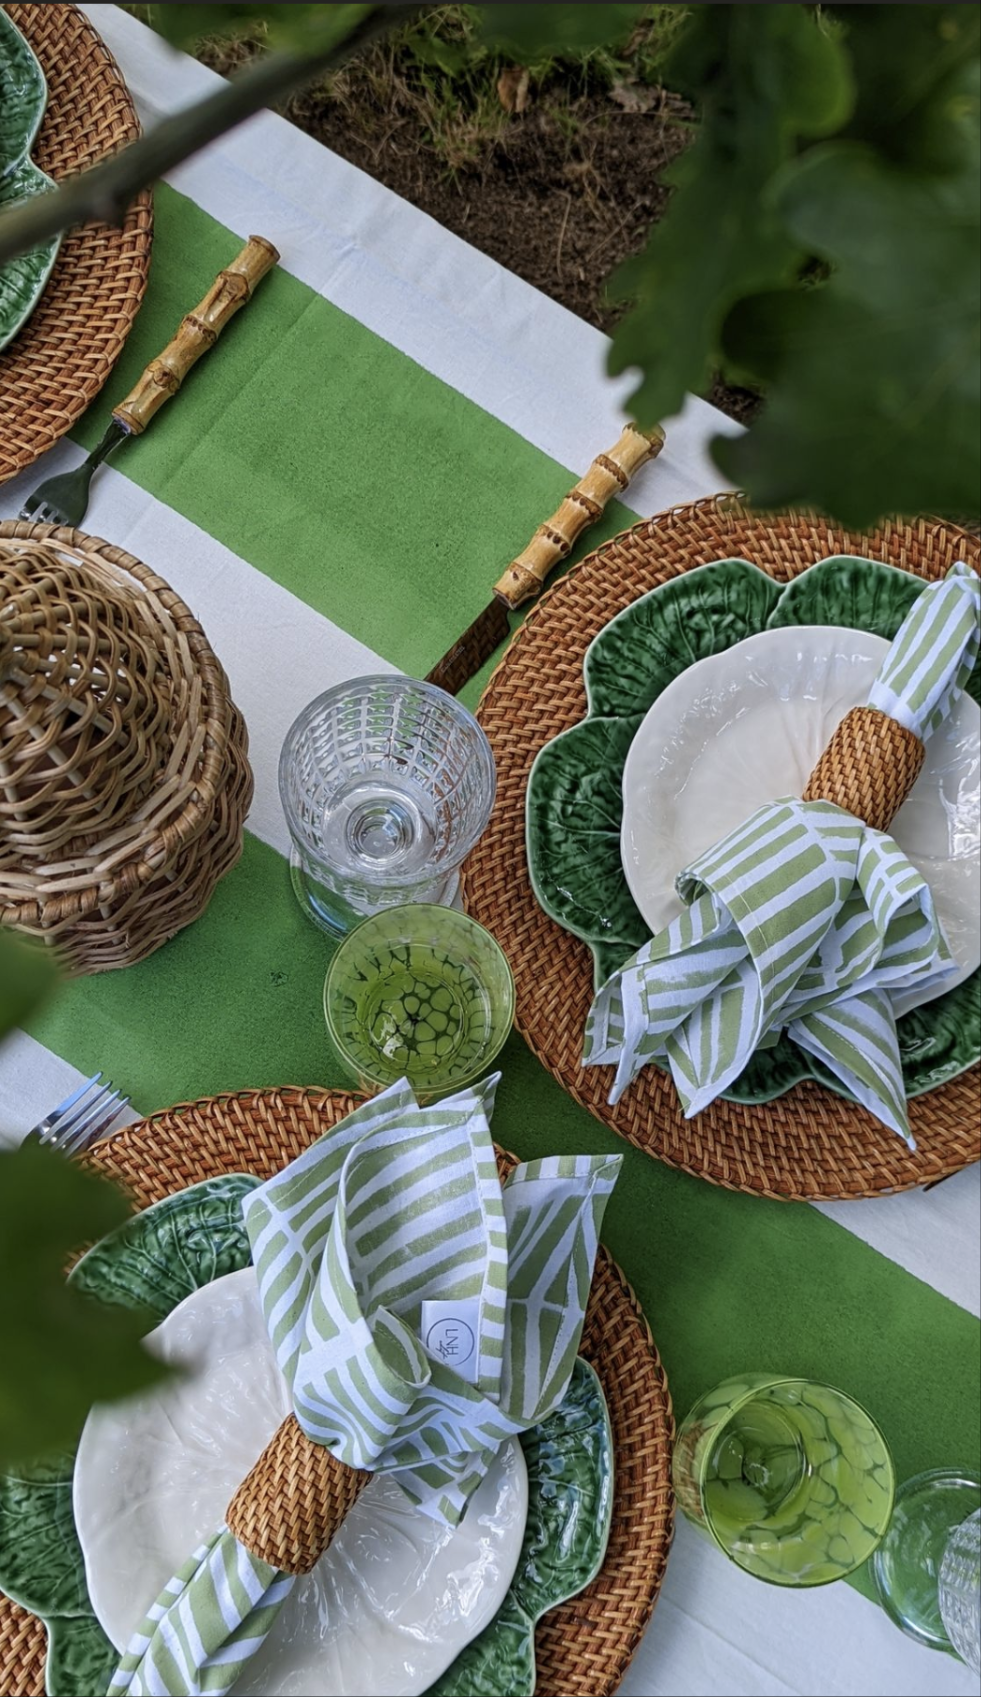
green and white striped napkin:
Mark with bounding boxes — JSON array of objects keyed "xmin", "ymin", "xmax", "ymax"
[
  {"xmin": 585, "ymin": 562, "xmax": 980, "ymax": 1144},
  {"xmin": 109, "ymin": 1074, "xmax": 620, "ymax": 1697}
]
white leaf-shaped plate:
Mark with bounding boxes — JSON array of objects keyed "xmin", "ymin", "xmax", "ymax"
[{"xmin": 621, "ymin": 624, "xmax": 981, "ymax": 1017}]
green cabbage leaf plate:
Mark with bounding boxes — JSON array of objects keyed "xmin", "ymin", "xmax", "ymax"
[
  {"xmin": 0, "ymin": 11, "xmax": 61, "ymax": 351},
  {"xmin": 0, "ymin": 1175, "xmax": 613, "ymax": 1697},
  {"xmin": 526, "ymin": 554, "xmax": 980, "ymax": 1105}
]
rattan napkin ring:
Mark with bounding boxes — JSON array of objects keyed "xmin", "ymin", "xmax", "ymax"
[
  {"xmin": 226, "ymin": 1415, "xmax": 370, "ymax": 1575},
  {"xmin": 227, "ymin": 1148, "xmax": 555, "ymax": 1576},
  {"xmin": 802, "ymin": 705, "xmax": 924, "ymax": 830}
]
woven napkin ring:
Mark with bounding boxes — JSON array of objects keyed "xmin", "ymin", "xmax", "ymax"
[
  {"xmin": 227, "ymin": 1151, "xmax": 512, "ymax": 1574},
  {"xmin": 801, "ymin": 705, "xmax": 925, "ymax": 832},
  {"xmin": 226, "ymin": 1414, "xmax": 371, "ymax": 1574}
]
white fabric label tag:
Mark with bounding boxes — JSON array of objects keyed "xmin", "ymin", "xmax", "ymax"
[{"xmin": 420, "ymin": 1299, "xmax": 480, "ymax": 1384}]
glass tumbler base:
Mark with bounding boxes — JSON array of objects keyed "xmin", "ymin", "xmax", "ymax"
[
  {"xmin": 289, "ymin": 848, "xmax": 458, "ymax": 937},
  {"xmin": 873, "ymin": 1469, "xmax": 981, "ymax": 1652}
]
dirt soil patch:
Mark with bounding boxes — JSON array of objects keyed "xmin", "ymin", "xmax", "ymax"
[{"xmin": 196, "ymin": 31, "xmax": 760, "ymax": 426}]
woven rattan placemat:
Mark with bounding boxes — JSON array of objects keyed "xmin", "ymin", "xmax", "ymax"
[
  {"xmin": 0, "ymin": 1089, "xmax": 674, "ymax": 1697},
  {"xmin": 0, "ymin": 3, "xmax": 152, "ymax": 482},
  {"xmin": 461, "ymin": 498, "xmax": 981, "ymax": 1201}
]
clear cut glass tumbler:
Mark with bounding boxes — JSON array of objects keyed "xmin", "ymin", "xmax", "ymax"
[
  {"xmin": 939, "ymin": 1507, "xmax": 981, "ymax": 1673},
  {"xmin": 672, "ymin": 1374, "xmax": 895, "ymax": 1586},
  {"xmin": 279, "ymin": 675, "xmax": 496, "ymax": 935},
  {"xmin": 873, "ymin": 1469, "xmax": 981, "ymax": 1659}
]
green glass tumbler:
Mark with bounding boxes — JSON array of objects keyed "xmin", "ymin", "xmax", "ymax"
[
  {"xmin": 324, "ymin": 903, "xmax": 514, "ymax": 1097},
  {"xmin": 673, "ymin": 1375, "xmax": 895, "ymax": 1586}
]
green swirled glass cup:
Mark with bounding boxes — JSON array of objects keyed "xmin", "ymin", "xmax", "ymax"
[
  {"xmin": 673, "ymin": 1375, "xmax": 895, "ymax": 1586},
  {"xmin": 325, "ymin": 904, "xmax": 514, "ymax": 1097}
]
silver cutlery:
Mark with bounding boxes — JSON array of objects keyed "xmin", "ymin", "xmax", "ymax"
[
  {"xmin": 19, "ymin": 234, "xmax": 279, "ymax": 528},
  {"xmin": 27, "ymin": 1072, "xmax": 130, "ymax": 1155}
]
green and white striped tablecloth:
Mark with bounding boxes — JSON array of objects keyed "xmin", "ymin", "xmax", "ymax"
[{"xmin": 0, "ymin": 9, "xmax": 977, "ymax": 1695}]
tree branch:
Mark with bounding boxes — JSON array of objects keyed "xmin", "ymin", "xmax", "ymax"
[{"xmin": 0, "ymin": 4, "xmax": 428, "ymax": 268}]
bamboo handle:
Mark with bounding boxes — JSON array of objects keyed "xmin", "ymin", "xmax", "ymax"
[
  {"xmin": 493, "ymin": 423, "xmax": 665, "ymax": 610},
  {"xmin": 111, "ymin": 235, "xmax": 280, "ymax": 435}
]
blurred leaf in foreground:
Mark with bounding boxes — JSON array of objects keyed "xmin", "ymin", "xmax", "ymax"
[
  {"xmin": 147, "ymin": 2, "xmax": 374, "ymax": 52},
  {"xmin": 0, "ymin": 1140, "xmax": 167, "ymax": 1468},
  {"xmin": 480, "ymin": 4, "xmax": 649, "ymax": 60},
  {"xmin": 0, "ymin": 930, "xmax": 57, "ymax": 1034},
  {"xmin": 715, "ymin": 118, "xmax": 981, "ymax": 527},
  {"xmin": 607, "ymin": 4, "xmax": 853, "ymax": 425}
]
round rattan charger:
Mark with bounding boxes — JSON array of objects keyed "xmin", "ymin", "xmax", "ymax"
[
  {"xmin": 0, "ymin": 1089, "xmax": 674, "ymax": 1697},
  {"xmin": 0, "ymin": 3, "xmax": 152, "ymax": 483},
  {"xmin": 461, "ymin": 499, "xmax": 981, "ymax": 1201}
]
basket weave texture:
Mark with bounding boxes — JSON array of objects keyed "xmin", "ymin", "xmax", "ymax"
[
  {"xmin": 226, "ymin": 1413, "xmax": 372, "ymax": 1576},
  {"xmin": 0, "ymin": 2, "xmax": 153, "ymax": 483},
  {"xmin": 802, "ymin": 706, "xmax": 926, "ymax": 831},
  {"xmin": 461, "ymin": 499, "xmax": 981, "ymax": 1201},
  {"xmin": 0, "ymin": 1088, "xmax": 675, "ymax": 1697},
  {"xmin": 0, "ymin": 524, "xmax": 253, "ymax": 971}
]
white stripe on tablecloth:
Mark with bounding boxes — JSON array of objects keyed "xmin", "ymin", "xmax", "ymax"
[{"xmin": 621, "ymin": 1517, "xmax": 978, "ymax": 1697}]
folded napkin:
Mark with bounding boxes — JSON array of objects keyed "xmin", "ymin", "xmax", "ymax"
[
  {"xmin": 585, "ymin": 562, "xmax": 980, "ymax": 1143},
  {"xmin": 109, "ymin": 1075, "xmax": 620, "ymax": 1697}
]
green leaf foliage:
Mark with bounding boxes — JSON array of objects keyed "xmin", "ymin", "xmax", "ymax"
[
  {"xmin": 147, "ymin": 2, "xmax": 375, "ymax": 52},
  {"xmin": 834, "ymin": 3, "xmax": 981, "ymax": 171},
  {"xmin": 478, "ymin": 4, "xmax": 650, "ymax": 60},
  {"xmin": 715, "ymin": 124, "xmax": 981, "ymax": 526},
  {"xmin": 0, "ymin": 1142, "xmax": 167, "ymax": 1468},
  {"xmin": 606, "ymin": 2, "xmax": 980, "ymax": 525},
  {"xmin": 0, "ymin": 930, "xmax": 57, "ymax": 1034},
  {"xmin": 607, "ymin": 5, "xmax": 853, "ymax": 424}
]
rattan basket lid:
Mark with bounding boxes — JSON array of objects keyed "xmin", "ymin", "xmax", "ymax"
[
  {"xmin": 0, "ymin": 529, "xmax": 235, "ymax": 900},
  {"xmin": 0, "ymin": 3, "xmax": 152, "ymax": 483},
  {"xmin": 0, "ymin": 543, "xmax": 177, "ymax": 861},
  {"xmin": 0, "ymin": 1088, "xmax": 675, "ymax": 1697},
  {"xmin": 461, "ymin": 499, "xmax": 981, "ymax": 1201},
  {"xmin": 0, "ymin": 524, "xmax": 253, "ymax": 975}
]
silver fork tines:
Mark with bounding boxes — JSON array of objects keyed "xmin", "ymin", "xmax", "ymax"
[
  {"xmin": 29, "ymin": 1073, "xmax": 130, "ymax": 1155},
  {"xmin": 18, "ymin": 462, "xmax": 96, "ymax": 528}
]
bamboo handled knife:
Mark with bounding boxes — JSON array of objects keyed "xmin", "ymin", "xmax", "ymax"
[{"xmin": 425, "ymin": 423, "xmax": 665, "ymax": 695}]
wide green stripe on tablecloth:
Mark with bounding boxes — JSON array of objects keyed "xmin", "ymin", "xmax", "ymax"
[
  {"xmin": 28, "ymin": 183, "xmax": 978, "ymax": 1607},
  {"xmin": 72, "ymin": 184, "xmax": 637, "ymax": 695}
]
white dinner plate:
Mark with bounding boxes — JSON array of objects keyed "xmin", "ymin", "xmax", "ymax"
[
  {"xmin": 75, "ymin": 1268, "xmax": 528, "ymax": 1697},
  {"xmin": 621, "ymin": 625, "xmax": 981, "ymax": 1017}
]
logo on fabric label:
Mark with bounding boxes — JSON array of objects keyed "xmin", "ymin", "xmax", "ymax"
[{"xmin": 421, "ymin": 1299, "xmax": 480, "ymax": 1383}]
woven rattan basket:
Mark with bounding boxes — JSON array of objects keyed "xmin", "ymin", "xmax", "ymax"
[
  {"xmin": 0, "ymin": 1087, "xmax": 675, "ymax": 1697},
  {"xmin": 0, "ymin": 3, "xmax": 152, "ymax": 482},
  {"xmin": 0, "ymin": 523, "xmax": 252, "ymax": 971},
  {"xmin": 462, "ymin": 499, "xmax": 981, "ymax": 1202}
]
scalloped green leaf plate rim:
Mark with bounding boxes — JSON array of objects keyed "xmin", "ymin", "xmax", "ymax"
[
  {"xmin": 525, "ymin": 554, "xmax": 981, "ymax": 1106},
  {"xmin": 0, "ymin": 8, "xmax": 46, "ymax": 173},
  {"xmin": 0, "ymin": 1174, "xmax": 614, "ymax": 1697},
  {"xmin": 0, "ymin": 11, "xmax": 62, "ymax": 352}
]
